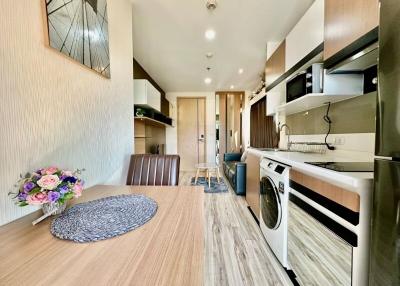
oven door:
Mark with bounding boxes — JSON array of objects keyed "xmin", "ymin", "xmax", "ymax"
[
  {"xmin": 260, "ymin": 175, "xmax": 282, "ymax": 230},
  {"xmin": 286, "ymin": 72, "xmax": 307, "ymax": 103},
  {"xmin": 288, "ymin": 193, "xmax": 353, "ymax": 285}
]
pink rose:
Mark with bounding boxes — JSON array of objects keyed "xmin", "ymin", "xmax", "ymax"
[
  {"xmin": 27, "ymin": 193, "xmax": 48, "ymax": 205},
  {"xmin": 73, "ymin": 183, "xmax": 83, "ymax": 198},
  {"xmin": 43, "ymin": 167, "xmax": 58, "ymax": 175},
  {"xmin": 62, "ymin": 170, "xmax": 73, "ymax": 177},
  {"xmin": 37, "ymin": 175, "xmax": 61, "ymax": 190}
]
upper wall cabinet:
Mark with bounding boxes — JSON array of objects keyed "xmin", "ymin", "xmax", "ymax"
[
  {"xmin": 285, "ymin": 0, "xmax": 324, "ymax": 71},
  {"xmin": 324, "ymin": 0, "xmax": 379, "ymax": 60},
  {"xmin": 134, "ymin": 79, "xmax": 161, "ymax": 112},
  {"xmin": 265, "ymin": 40, "xmax": 286, "ymax": 88}
]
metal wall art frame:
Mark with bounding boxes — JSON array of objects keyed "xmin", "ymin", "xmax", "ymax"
[{"xmin": 45, "ymin": 0, "xmax": 110, "ymax": 78}]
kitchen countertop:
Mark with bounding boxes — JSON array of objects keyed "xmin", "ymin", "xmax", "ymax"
[{"xmin": 247, "ymin": 148, "xmax": 374, "ymax": 193}]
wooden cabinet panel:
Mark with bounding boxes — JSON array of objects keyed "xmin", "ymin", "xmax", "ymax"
[
  {"xmin": 265, "ymin": 40, "xmax": 286, "ymax": 87},
  {"xmin": 135, "ymin": 138, "xmax": 146, "ymax": 154},
  {"xmin": 134, "ymin": 119, "xmax": 146, "ymax": 138},
  {"xmin": 324, "ymin": 0, "xmax": 379, "ymax": 60},
  {"xmin": 246, "ymin": 152, "xmax": 261, "ymax": 219},
  {"xmin": 290, "ymin": 170, "xmax": 360, "ymax": 212}
]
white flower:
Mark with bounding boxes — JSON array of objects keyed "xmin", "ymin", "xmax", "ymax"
[{"xmin": 37, "ymin": 175, "xmax": 61, "ymax": 190}]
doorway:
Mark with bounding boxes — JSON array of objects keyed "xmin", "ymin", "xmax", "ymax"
[{"xmin": 177, "ymin": 98, "xmax": 206, "ymax": 171}]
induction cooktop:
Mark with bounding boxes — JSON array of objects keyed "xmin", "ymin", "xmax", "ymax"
[{"xmin": 305, "ymin": 162, "xmax": 374, "ymax": 172}]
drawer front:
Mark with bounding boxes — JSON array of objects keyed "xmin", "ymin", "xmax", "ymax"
[{"xmin": 288, "ymin": 199, "xmax": 352, "ymax": 286}]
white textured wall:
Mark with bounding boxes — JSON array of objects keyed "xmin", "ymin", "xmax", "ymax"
[
  {"xmin": 165, "ymin": 92, "xmax": 216, "ymax": 164},
  {"xmin": 0, "ymin": 0, "xmax": 133, "ymax": 225}
]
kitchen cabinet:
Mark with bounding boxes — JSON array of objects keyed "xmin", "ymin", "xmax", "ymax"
[
  {"xmin": 265, "ymin": 40, "xmax": 286, "ymax": 88},
  {"xmin": 285, "ymin": 0, "xmax": 324, "ymax": 71},
  {"xmin": 266, "ymin": 82, "xmax": 285, "ymax": 116},
  {"xmin": 134, "ymin": 79, "xmax": 161, "ymax": 111},
  {"xmin": 324, "ymin": 0, "xmax": 379, "ymax": 60},
  {"xmin": 246, "ymin": 152, "xmax": 261, "ymax": 219},
  {"xmin": 288, "ymin": 200, "xmax": 352, "ymax": 285}
]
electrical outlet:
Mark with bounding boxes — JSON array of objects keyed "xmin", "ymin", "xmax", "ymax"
[{"xmin": 334, "ymin": 137, "xmax": 345, "ymax": 145}]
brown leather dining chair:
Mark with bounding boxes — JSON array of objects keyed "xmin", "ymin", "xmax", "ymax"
[{"xmin": 126, "ymin": 154, "xmax": 180, "ymax": 186}]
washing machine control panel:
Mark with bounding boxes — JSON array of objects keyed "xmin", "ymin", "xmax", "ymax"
[
  {"xmin": 260, "ymin": 158, "xmax": 290, "ymax": 176},
  {"xmin": 278, "ymin": 182, "xmax": 285, "ymax": 193}
]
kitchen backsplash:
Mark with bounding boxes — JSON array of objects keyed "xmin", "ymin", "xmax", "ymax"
[{"xmin": 286, "ymin": 92, "xmax": 376, "ymax": 135}]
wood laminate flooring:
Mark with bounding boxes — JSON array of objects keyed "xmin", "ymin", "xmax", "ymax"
[{"xmin": 180, "ymin": 172, "xmax": 292, "ymax": 286}]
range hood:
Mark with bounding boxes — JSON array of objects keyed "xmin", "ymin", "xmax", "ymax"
[{"xmin": 327, "ymin": 41, "xmax": 378, "ymax": 74}]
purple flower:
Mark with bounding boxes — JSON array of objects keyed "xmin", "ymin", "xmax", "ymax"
[
  {"xmin": 58, "ymin": 185, "xmax": 69, "ymax": 194},
  {"xmin": 23, "ymin": 182, "xmax": 35, "ymax": 192},
  {"xmin": 18, "ymin": 192, "xmax": 28, "ymax": 201},
  {"xmin": 63, "ymin": 177, "xmax": 77, "ymax": 184},
  {"xmin": 47, "ymin": 191, "xmax": 60, "ymax": 203}
]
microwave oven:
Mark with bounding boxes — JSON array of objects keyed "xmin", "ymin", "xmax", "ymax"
[{"xmin": 286, "ymin": 63, "xmax": 323, "ymax": 103}]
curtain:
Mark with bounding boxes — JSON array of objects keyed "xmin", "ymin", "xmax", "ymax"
[{"xmin": 250, "ymin": 97, "xmax": 279, "ymax": 148}]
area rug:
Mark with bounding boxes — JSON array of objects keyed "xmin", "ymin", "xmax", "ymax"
[
  {"xmin": 51, "ymin": 194, "xmax": 157, "ymax": 243},
  {"xmin": 191, "ymin": 177, "xmax": 229, "ymax": 193}
]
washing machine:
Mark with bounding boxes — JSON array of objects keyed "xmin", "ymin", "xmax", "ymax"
[{"xmin": 259, "ymin": 157, "xmax": 290, "ymax": 268}]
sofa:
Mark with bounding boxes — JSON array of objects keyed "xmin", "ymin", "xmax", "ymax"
[{"xmin": 222, "ymin": 153, "xmax": 246, "ymax": 195}]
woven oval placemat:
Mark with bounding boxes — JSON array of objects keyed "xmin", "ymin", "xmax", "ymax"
[{"xmin": 51, "ymin": 194, "xmax": 158, "ymax": 243}]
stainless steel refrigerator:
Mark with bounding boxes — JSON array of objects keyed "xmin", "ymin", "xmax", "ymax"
[{"xmin": 369, "ymin": 0, "xmax": 400, "ymax": 285}]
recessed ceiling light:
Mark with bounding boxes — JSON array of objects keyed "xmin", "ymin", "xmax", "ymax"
[
  {"xmin": 230, "ymin": 85, "xmax": 235, "ymax": 89},
  {"xmin": 205, "ymin": 29, "xmax": 216, "ymax": 41},
  {"xmin": 204, "ymin": 77, "xmax": 212, "ymax": 85},
  {"xmin": 238, "ymin": 68, "xmax": 244, "ymax": 74},
  {"xmin": 206, "ymin": 52, "xmax": 213, "ymax": 59}
]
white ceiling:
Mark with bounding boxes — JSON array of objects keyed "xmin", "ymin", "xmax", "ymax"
[{"xmin": 131, "ymin": 0, "xmax": 314, "ymax": 92}]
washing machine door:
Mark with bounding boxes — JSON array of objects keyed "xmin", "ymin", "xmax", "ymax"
[{"xmin": 260, "ymin": 176, "xmax": 282, "ymax": 230}]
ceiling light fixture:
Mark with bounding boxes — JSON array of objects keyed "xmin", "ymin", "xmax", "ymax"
[
  {"xmin": 206, "ymin": 52, "xmax": 213, "ymax": 59},
  {"xmin": 230, "ymin": 85, "xmax": 235, "ymax": 89},
  {"xmin": 206, "ymin": 0, "xmax": 217, "ymax": 10},
  {"xmin": 204, "ymin": 77, "xmax": 212, "ymax": 85},
  {"xmin": 238, "ymin": 68, "xmax": 244, "ymax": 74},
  {"xmin": 205, "ymin": 29, "xmax": 216, "ymax": 41}
]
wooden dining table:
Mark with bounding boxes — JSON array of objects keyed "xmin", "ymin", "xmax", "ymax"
[{"xmin": 0, "ymin": 185, "xmax": 204, "ymax": 286}]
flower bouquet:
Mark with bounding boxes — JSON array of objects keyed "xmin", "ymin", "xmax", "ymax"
[{"xmin": 10, "ymin": 167, "xmax": 85, "ymax": 225}]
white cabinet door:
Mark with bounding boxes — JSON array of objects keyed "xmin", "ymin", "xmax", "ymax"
[
  {"xmin": 266, "ymin": 82, "xmax": 286, "ymax": 116},
  {"xmin": 146, "ymin": 82, "xmax": 161, "ymax": 111},
  {"xmin": 134, "ymin": 79, "xmax": 161, "ymax": 111},
  {"xmin": 285, "ymin": 0, "xmax": 324, "ymax": 71}
]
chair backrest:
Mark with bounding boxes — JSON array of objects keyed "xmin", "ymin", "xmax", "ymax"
[{"xmin": 126, "ymin": 154, "xmax": 180, "ymax": 186}]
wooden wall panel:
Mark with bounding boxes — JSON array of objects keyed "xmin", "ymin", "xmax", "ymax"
[
  {"xmin": 218, "ymin": 93, "xmax": 227, "ymax": 161},
  {"xmin": 324, "ymin": 0, "xmax": 379, "ymax": 60},
  {"xmin": 217, "ymin": 92, "xmax": 243, "ymax": 159}
]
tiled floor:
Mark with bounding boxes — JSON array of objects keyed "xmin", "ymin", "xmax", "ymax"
[{"xmin": 179, "ymin": 171, "xmax": 292, "ymax": 286}]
